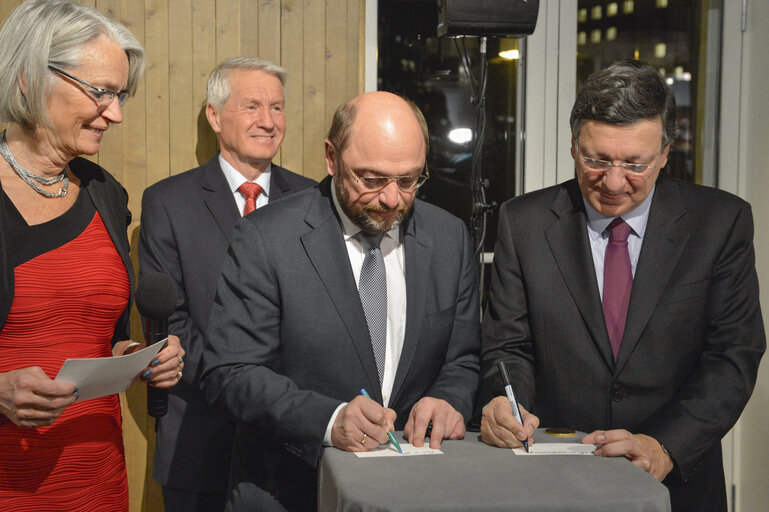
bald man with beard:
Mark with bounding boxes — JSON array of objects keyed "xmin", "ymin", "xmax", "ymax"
[{"xmin": 201, "ymin": 92, "xmax": 480, "ymax": 511}]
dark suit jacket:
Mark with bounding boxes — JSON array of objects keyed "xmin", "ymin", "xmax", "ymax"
[
  {"xmin": 138, "ymin": 156, "xmax": 316, "ymax": 494},
  {"xmin": 0, "ymin": 157, "xmax": 133, "ymax": 340},
  {"xmin": 476, "ymin": 175, "xmax": 765, "ymax": 512},
  {"xmin": 201, "ymin": 176, "xmax": 480, "ymax": 511}
]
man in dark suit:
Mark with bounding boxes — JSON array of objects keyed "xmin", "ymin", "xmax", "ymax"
[
  {"xmin": 201, "ymin": 91, "xmax": 480, "ymax": 511},
  {"xmin": 138, "ymin": 57, "xmax": 316, "ymax": 512},
  {"xmin": 477, "ymin": 60, "xmax": 765, "ymax": 512}
]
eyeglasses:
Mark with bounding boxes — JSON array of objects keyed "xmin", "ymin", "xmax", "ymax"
[
  {"xmin": 577, "ymin": 145, "xmax": 660, "ymax": 174},
  {"xmin": 335, "ymin": 147, "xmax": 429, "ymax": 191},
  {"xmin": 48, "ymin": 65, "xmax": 129, "ymax": 107}
]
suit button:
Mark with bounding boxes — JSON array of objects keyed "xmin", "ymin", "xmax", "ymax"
[{"xmin": 612, "ymin": 390, "xmax": 623, "ymax": 402}]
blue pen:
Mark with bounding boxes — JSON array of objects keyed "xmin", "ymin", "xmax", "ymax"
[
  {"xmin": 497, "ymin": 361, "xmax": 529, "ymax": 452},
  {"xmin": 360, "ymin": 388, "xmax": 403, "ymax": 453}
]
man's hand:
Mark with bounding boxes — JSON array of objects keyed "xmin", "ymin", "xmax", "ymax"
[
  {"xmin": 404, "ymin": 397, "xmax": 465, "ymax": 449},
  {"xmin": 582, "ymin": 429, "xmax": 674, "ymax": 481},
  {"xmin": 0, "ymin": 367, "xmax": 77, "ymax": 427},
  {"xmin": 480, "ymin": 395, "xmax": 539, "ymax": 448},
  {"xmin": 331, "ymin": 395, "xmax": 397, "ymax": 452}
]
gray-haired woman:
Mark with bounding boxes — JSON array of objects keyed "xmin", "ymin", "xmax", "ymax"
[{"xmin": 0, "ymin": 1, "xmax": 183, "ymax": 510}]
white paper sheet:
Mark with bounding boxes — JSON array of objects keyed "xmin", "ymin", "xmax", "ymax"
[
  {"xmin": 512, "ymin": 443, "xmax": 596, "ymax": 456},
  {"xmin": 353, "ymin": 443, "xmax": 443, "ymax": 458},
  {"xmin": 55, "ymin": 339, "xmax": 167, "ymax": 402}
]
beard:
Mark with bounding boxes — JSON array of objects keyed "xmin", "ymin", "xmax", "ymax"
[{"xmin": 335, "ymin": 175, "xmax": 410, "ymax": 236}]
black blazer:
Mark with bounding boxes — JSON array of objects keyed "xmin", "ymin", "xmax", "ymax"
[
  {"xmin": 0, "ymin": 157, "xmax": 133, "ymax": 340},
  {"xmin": 477, "ymin": 175, "xmax": 765, "ymax": 512},
  {"xmin": 138, "ymin": 156, "xmax": 316, "ymax": 493},
  {"xmin": 201, "ymin": 177, "xmax": 481, "ymax": 510}
]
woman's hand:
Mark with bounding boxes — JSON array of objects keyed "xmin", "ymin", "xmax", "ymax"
[
  {"xmin": 137, "ymin": 334, "xmax": 185, "ymax": 388},
  {"xmin": 0, "ymin": 367, "xmax": 77, "ymax": 427},
  {"xmin": 113, "ymin": 339, "xmax": 145, "ymax": 356}
]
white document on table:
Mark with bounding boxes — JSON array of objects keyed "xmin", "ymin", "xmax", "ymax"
[
  {"xmin": 354, "ymin": 443, "xmax": 443, "ymax": 458},
  {"xmin": 55, "ymin": 339, "xmax": 167, "ymax": 402},
  {"xmin": 512, "ymin": 443, "xmax": 596, "ymax": 455}
]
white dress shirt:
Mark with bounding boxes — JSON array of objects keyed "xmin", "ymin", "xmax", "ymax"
[
  {"xmin": 584, "ymin": 186, "xmax": 655, "ymax": 298},
  {"xmin": 323, "ymin": 181, "xmax": 408, "ymax": 445},
  {"xmin": 219, "ymin": 154, "xmax": 272, "ymax": 214}
]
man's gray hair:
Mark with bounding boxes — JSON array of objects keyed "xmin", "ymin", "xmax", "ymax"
[
  {"xmin": 206, "ymin": 57, "xmax": 288, "ymax": 110},
  {"xmin": 0, "ymin": 0, "xmax": 145, "ymax": 129},
  {"xmin": 570, "ymin": 60, "xmax": 677, "ymax": 149}
]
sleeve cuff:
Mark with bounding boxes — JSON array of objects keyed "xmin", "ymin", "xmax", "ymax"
[{"xmin": 323, "ymin": 402, "xmax": 348, "ymax": 446}]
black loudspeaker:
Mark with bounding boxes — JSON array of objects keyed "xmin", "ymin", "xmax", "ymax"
[{"xmin": 437, "ymin": 0, "xmax": 539, "ymax": 37}]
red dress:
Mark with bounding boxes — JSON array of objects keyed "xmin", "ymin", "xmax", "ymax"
[{"xmin": 0, "ymin": 190, "xmax": 130, "ymax": 512}]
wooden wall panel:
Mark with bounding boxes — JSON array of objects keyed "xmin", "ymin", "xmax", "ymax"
[
  {"xmin": 326, "ymin": 0, "xmax": 347, "ymax": 124},
  {"xmin": 116, "ymin": 0, "xmax": 147, "ymax": 219},
  {"xmin": 280, "ymin": 0, "xmax": 303, "ymax": 173},
  {"xmin": 168, "ymin": 0, "xmax": 196, "ymax": 175},
  {"xmin": 0, "ymin": 1, "xmax": 16, "ymax": 22},
  {"xmin": 144, "ymin": 0, "xmax": 170, "ymax": 188},
  {"xmin": 93, "ymin": 0, "xmax": 123, "ymax": 176},
  {"xmin": 349, "ymin": 0, "xmax": 364, "ymax": 103},
  {"xmin": 215, "ymin": 1, "xmax": 240, "ymax": 64},
  {"xmin": 258, "ymin": 0, "xmax": 281, "ymax": 65},
  {"xmin": 0, "ymin": 1, "xmax": 365, "ymax": 511},
  {"xmin": 302, "ymin": 0, "xmax": 326, "ymax": 175},
  {"xmin": 240, "ymin": 0, "xmax": 260, "ymax": 57},
  {"xmin": 191, "ymin": 1, "xmax": 218, "ymax": 167}
]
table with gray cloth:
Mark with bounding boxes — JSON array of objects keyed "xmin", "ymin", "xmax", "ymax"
[{"xmin": 318, "ymin": 429, "xmax": 670, "ymax": 512}]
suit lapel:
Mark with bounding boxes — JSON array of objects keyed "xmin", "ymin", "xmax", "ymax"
[
  {"xmin": 200, "ymin": 156, "xmax": 240, "ymax": 242},
  {"xmin": 545, "ymin": 182, "xmax": 615, "ymax": 370},
  {"xmin": 615, "ymin": 178, "xmax": 688, "ymax": 372},
  {"xmin": 269, "ymin": 164, "xmax": 291, "ymax": 202},
  {"xmin": 389, "ymin": 207, "xmax": 432, "ymax": 405},
  {"xmin": 300, "ymin": 178, "xmax": 383, "ymax": 398}
]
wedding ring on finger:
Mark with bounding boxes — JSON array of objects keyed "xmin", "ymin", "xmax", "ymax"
[
  {"xmin": 177, "ymin": 371, "xmax": 183, "ymax": 379},
  {"xmin": 360, "ymin": 433, "xmax": 367, "ymax": 445}
]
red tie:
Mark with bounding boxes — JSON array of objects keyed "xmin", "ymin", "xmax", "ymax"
[
  {"xmin": 238, "ymin": 182, "xmax": 263, "ymax": 216},
  {"xmin": 603, "ymin": 218, "xmax": 633, "ymax": 360}
]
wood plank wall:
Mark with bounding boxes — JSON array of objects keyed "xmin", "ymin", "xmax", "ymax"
[{"xmin": 0, "ymin": 1, "xmax": 364, "ymax": 510}]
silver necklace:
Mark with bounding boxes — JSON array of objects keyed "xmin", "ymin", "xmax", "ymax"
[{"xmin": 0, "ymin": 130, "xmax": 69, "ymax": 198}]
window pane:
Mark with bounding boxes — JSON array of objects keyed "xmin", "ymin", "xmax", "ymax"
[
  {"xmin": 576, "ymin": 0, "xmax": 722, "ymax": 185},
  {"xmin": 378, "ymin": 0, "xmax": 521, "ymax": 253}
]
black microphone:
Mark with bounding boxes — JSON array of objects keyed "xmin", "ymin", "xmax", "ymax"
[{"xmin": 135, "ymin": 272, "xmax": 177, "ymax": 418}]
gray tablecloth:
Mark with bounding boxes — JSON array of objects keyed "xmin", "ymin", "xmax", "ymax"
[{"xmin": 318, "ymin": 430, "xmax": 670, "ymax": 512}]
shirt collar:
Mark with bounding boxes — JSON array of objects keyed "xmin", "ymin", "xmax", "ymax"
[
  {"xmin": 583, "ymin": 185, "xmax": 655, "ymax": 241},
  {"xmin": 330, "ymin": 177, "xmax": 400, "ymax": 242},
  {"xmin": 219, "ymin": 154, "xmax": 272, "ymax": 199}
]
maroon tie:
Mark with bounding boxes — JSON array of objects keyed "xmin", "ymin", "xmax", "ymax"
[
  {"xmin": 238, "ymin": 182, "xmax": 263, "ymax": 216},
  {"xmin": 603, "ymin": 218, "xmax": 633, "ymax": 360}
]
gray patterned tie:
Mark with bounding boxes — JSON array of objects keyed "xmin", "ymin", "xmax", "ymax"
[{"xmin": 356, "ymin": 232, "xmax": 387, "ymax": 385}]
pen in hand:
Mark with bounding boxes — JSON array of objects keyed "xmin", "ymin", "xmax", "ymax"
[
  {"xmin": 498, "ymin": 361, "xmax": 529, "ymax": 452},
  {"xmin": 360, "ymin": 388, "xmax": 403, "ymax": 453}
]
